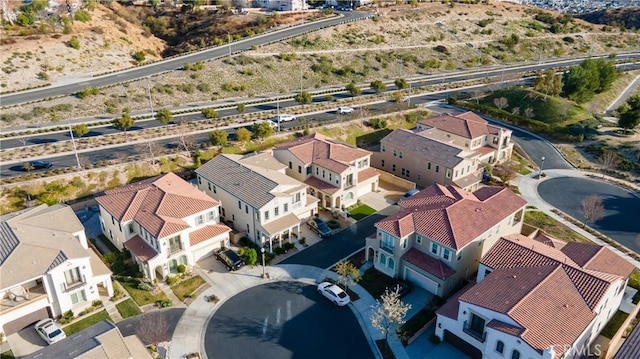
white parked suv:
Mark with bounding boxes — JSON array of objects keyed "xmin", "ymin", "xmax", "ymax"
[
  {"xmin": 272, "ymin": 114, "xmax": 296, "ymax": 123},
  {"xmin": 337, "ymin": 106, "xmax": 355, "ymax": 114}
]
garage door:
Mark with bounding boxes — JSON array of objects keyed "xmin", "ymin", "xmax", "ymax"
[
  {"xmin": 404, "ymin": 267, "xmax": 439, "ymax": 294},
  {"xmin": 3, "ymin": 307, "xmax": 51, "ymax": 335}
]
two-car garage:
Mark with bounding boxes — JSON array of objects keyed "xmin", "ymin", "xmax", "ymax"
[
  {"xmin": 404, "ymin": 267, "xmax": 440, "ymax": 294},
  {"xmin": 2, "ymin": 307, "xmax": 52, "ymax": 335}
]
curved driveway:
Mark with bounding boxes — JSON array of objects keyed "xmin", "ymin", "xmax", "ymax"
[
  {"xmin": 538, "ymin": 177, "xmax": 640, "ymax": 253},
  {"xmin": 204, "ymin": 281, "xmax": 371, "ymax": 359}
]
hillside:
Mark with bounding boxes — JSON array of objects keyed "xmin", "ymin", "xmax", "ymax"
[
  {"xmin": 577, "ymin": 7, "xmax": 640, "ymax": 30},
  {"xmin": 2, "ymin": 2, "xmax": 640, "ymax": 128}
]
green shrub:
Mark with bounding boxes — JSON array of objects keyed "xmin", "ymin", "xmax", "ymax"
[
  {"xmin": 238, "ymin": 247, "xmax": 257, "ymax": 266},
  {"xmin": 177, "ymin": 264, "xmax": 186, "ymax": 273},
  {"xmin": 132, "ymin": 51, "xmax": 145, "ymax": 62},
  {"xmin": 283, "ymin": 242, "xmax": 295, "ymax": 251},
  {"xmin": 92, "ymin": 300, "xmax": 103, "ymax": 308},
  {"xmin": 368, "ymin": 118, "xmax": 388, "ymax": 129},
  {"xmin": 68, "ymin": 37, "xmax": 81, "ymax": 50},
  {"xmin": 74, "ymin": 9, "xmax": 92, "ymax": 22},
  {"xmin": 327, "ymin": 219, "xmax": 340, "ymax": 229},
  {"xmin": 166, "ymin": 276, "xmax": 179, "ymax": 286},
  {"xmin": 137, "ymin": 282, "xmax": 153, "ymax": 291},
  {"xmin": 274, "ymin": 247, "xmax": 286, "ymax": 255},
  {"xmin": 156, "ymin": 299, "xmax": 172, "ymax": 308}
]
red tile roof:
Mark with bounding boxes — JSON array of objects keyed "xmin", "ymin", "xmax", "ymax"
[
  {"xmin": 274, "ymin": 133, "xmax": 371, "ymax": 174},
  {"xmin": 562, "ymin": 242, "xmax": 636, "ymax": 278},
  {"xmin": 418, "ymin": 111, "xmax": 506, "ymax": 139},
  {"xmin": 123, "ymin": 235, "xmax": 158, "ymax": 263},
  {"xmin": 436, "ymin": 281, "xmax": 476, "ymax": 320},
  {"xmin": 304, "ymin": 175, "xmax": 340, "ymax": 195},
  {"xmin": 376, "ymin": 184, "xmax": 526, "ymax": 249},
  {"xmin": 486, "ymin": 319, "xmax": 525, "ymax": 337},
  {"xmin": 358, "ymin": 167, "xmax": 379, "ymax": 182},
  {"xmin": 402, "ymin": 248, "xmax": 456, "ymax": 280},
  {"xmin": 96, "ymin": 173, "xmax": 219, "ymax": 239},
  {"xmin": 189, "ymin": 224, "xmax": 231, "ymax": 246}
]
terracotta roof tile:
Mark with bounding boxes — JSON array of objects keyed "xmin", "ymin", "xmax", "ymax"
[
  {"xmin": 562, "ymin": 242, "xmax": 636, "ymax": 278},
  {"xmin": 418, "ymin": 111, "xmax": 494, "ymax": 139},
  {"xmin": 274, "ymin": 133, "xmax": 371, "ymax": 174},
  {"xmin": 377, "ymin": 185, "xmax": 525, "ymax": 249},
  {"xmin": 96, "ymin": 173, "xmax": 218, "ymax": 239},
  {"xmin": 436, "ymin": 281, "xmax": 476, "ymax": 320},
  {"xmin": 189, "ymin": 224, "xmax": 231, "ymax": 246},
  {"xmin": 304, "ymin": 176, "xmax": 340, "ymax": 194},
  {"xmin": 358, "ymin": 167, "xmax": 379, "ymax": 182},
  {"xmin": 123, "ymin": 235, "xmax": 158, "ymax": 263},
  {"xmin": 402, "ymin": 247, "xmax": 456, "ymax": 280},
  {"xmin": 486, "ymin": 319, "xmax": 525, "ymax": 337}
]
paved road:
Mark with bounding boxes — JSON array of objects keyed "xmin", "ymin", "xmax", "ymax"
[
  {"xmin": 203, "ymin": 281, "xmax": 372, "ymax": 359},
  {"xmin": 537, "ymin": 177, "xmax": 640, "ymax": 253},
  {"xmin": 0, "ymin": 11, "xmax": 371, "ymax": 107},
  {"xmin": 606, "ymin": 74, "xmax": 640, "ymax": 112},
  {"xmin": 280, "ymin": 214, "xmax": 388, "ymax": 268},
  {"xmin": 115, "ymin": 308, "xmax": 185, "ymax": 346}
]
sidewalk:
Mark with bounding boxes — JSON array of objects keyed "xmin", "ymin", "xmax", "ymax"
[
  {"xmin": 517, "ymin": 169, "xmax": 640, "ymax": 268},
  {"xmin": 170, "ymin": 264, "xmax": 410, "ymax": 359}
]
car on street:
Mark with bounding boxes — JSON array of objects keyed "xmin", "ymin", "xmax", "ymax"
[
  {"xmin": 215, "ymin": 248, "xmax": 245, "ymax": 271},
  {"xmin": 337, "ymin": 106, "xmax": 355, "ymax": 114},
  {"xmin": 399, "ymin": 189, "xmax": 420, "ymax": 201},
  {"xmin": 35, "ymin": 318, "xmax": 66, "ymax": 345},
  {"xmin": 22, "ymin": 160, "xmax": 52, "ymax": 170},
  {"xmin": 271, "ymin": 114, "xmax": 296, "ymax": 123},
  {"xmin": 317, "ymin": 282, "xmax": 350, "ymax": 306},
  {"xmin": 307, "ymin": 217, "xmax": 333, "ymax": 238},
  {"xmin": 387, "ymin": 279, "xmax": 414, "ymax": 299}
]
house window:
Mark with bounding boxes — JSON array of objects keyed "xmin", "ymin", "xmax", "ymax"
[
  {"xmin": 213, "ymin": 184, "xmax": 217, "ymax": 194},
  {"xmin": 245, "ymin": 205, "xmax": 249, "ymax": 214},
  {"xmin": 322, "ymin": 170, "xmax": 325, "ymax": 178},
  {"xmin": 401, "ymin": 168, "xmax": 406, "ymax": 176},
  {"xmin": 264, "ymin": 210, "xmax": 270, "ymax": 220},
  {"xmin": 389, "ymin": 258, "xmax": 395, "ymax": 270},
  {"xmin": 416, "ymin": 236, "xmax": 422, "ymax": 244},
  {"xmin": 399, "ymin": 151, "xmax": 403, "ymax": 159},
  {"xmin": 284, "ymin": 203, "xmax": 289, "ymax": 213},
  {"xmin": 496, "ymin": 341, "xmax": 504, "ymax": 354},
  {"xmin": 392, "ymin": 164, "xmax": 396, "ymax": 172},
  {"xmin": 381, "ymin": 160, "xmax": 385, "ymax": 167},
  {"xmin": 118, "ymin": 222, "xmax": 122, "ymax": 232},
  {"xmin": 169, "ymin": 236, "xmax": 182, "ymax": 254},
  {"xmin": 406, "ymin": 169, "xmax": 410, "ymax": 177},
  {"xmin": 382, "ymin": 233, "xmax": 395, "ymax": 251},
  {"xmin": 381, "ymin": 145, "xmax": 386, "ymax": 152},
  {"xmin": 64, "ymin": 267, "xmax": 82, "ymax": 286},
  {"xmin": 329, "ymin": 173, "xmax": 332, "ymax": 181},
  {"xmin": 306, "ymin": 166, "xmax": 312, "ymax": 175},
  {"xmin": 288, "ymin": 161, "xmax": 292, "ymax": 169},
  {"xmin": 511, "ymin": 351, "xmax": 520, "ymax": 359},
  {"xmin": 430, "ymin": 242, "xmax": 438, "ymax": 255},
  {"xmin": 393, "ymin": 149, "xmax": 397, "ymax": 157},
  {"xmin": 380, "ymin": 253, "xmax": 387, "ymax": 265},
  {"xmin": 363, "ymin": 158, "xmax": 369, "ymax": 167},
  {"xmin": 207, "ymin": 211, "xmax": 215, "ymax": 221},
  {"xmin": 198, "ymin": 176, "xmax": 201, "ymax": 185},
  {"xmin": 292, "ymin": 193, "xmax": 301, "ymax": 203},
  {"xmin": 298, "ymin": 165, "xmax": 302, "ymax": 173},
  {"xmin": 111, "ymin": 215, "xmax": 115, "ymax": 225},
  {"xmin": 238, "ymin": 200, "xmax": 242, "ymax": 209},
  {"xmin": 71, "ymin": 289, "xmax": 87, "ymax": 305},
  {"xmin": 446, "ymin": 169, "xmax": 452, "ymax": 178},
  {"xmin": 443, "ymin": 249, "xmax": 451, "ymax": 261},
  {"xmin": 316, "ymin": 168, "xmax": 319, "ymax": 175},
  {"xmin": 402, "ymin": 238, "xmax": 407, "ymax": 250},
  {"xmin": 435, "ymin": 165, "xmax": 439, "ymax": 173},
  {"xmin": 208, "ymin": 182, "xmax": 211, "ymax": 191},
  {"xmin": 427, "ymin": 162, "xmax": 431, "ymax": 170},
  {"xmin": 128, "ymin": 223, "xmax": 134, "ymax": 234},
  {"xmin": 417, "ymin": 175, "xmax": 421, "ymax": 180},
  {"xmin": 466, "ymin": 313, "xmax": 486, "ymax": 341},
  {"xmin": 274, "ymin": 207, "xmax": 279, "ymax": 217},
  {"xmin": 196, "ymin": 215, "xmax": 204, "ymax": 225}
]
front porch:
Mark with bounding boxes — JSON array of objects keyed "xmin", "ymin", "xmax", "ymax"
[{"xmin": 260, "ymin": 213, "xmax": 303, "ymax": 252}]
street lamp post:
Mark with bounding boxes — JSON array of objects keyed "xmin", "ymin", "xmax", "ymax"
[
  {"xmin": 261, "ymin": 247, "xmax": 266, "ymax": 279},
  {"xmin": 146, "ymin": 78, "xmax": 154, "ymax": 118},
  {"xmin": 67, "ymin": 119, "xmax": 81, "ymax": 169},
  {"xmin": 538, "ymin": 156, "xmax": 545, "ymax": 179},
  {"xmin": 225, "ymin": 30, "xmax": 232, "ymax": 58}
]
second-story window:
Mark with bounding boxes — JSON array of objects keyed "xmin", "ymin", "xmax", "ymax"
[
  {"xmin": 288, "ymin": 161, "xmax": 292, "ymax": 169},
  {"xmin": 329, "ymin": 173, "xmax": 332, "ymax": 181},
  {"xmin": 322, "ymin": 170, "xmax": 325, "ymax": 178},
  {"xmin": 446, "ymin": 169, "xmax": 452, "ymax": 178},
  {"xmin": 399, "ymin": 151, "xmax": 403, "ymax": 159},
  {"xmin": 306, "ymin": 166, "xmax": 312, "ymax": 175},
  {"xmin": 402, "ymin": 238, "xmax": 407, "ymax": 249},
  {"xmin": 207, "ymin": 211, "xmax": 215, "ymax": 221},
  {"xmin": 245, "ymin": 204, "xmax": 249, "ymax": 214},
  {"xmin": 427, "ymin": 162, "xmax": 431, "ymax": 170},
  {"xmin": 298, "ymin": 165, "xmax": 302, "ymax": 174},
  {"xmin": 284, "ymin": 203, "xmax": 289, "ymax": 213},
  {"xmin": 274, "ymin": 207, "xmax": 279, "ymax": 217},
  {"xmin": 292, "ymin": 193, "xmax": 301, "ymax": 204},
  {"xmin": 430, "ymin": 242, "xmax": 439, "ymax": 255},
  {"xmin": 435, "ymin": 165, "xmax": 440, "ymax": 173},
  {"xmin": 443, "ymin": 249, "xmax": 451, "ymax": 261},
  {"xmin": 381, "ymin": 159, "xmax": 385, "ymax": 167},
  {"xmin": 128, "ymin": 223, "xmax": 134, "ymax": 234},
  {"xmin": 416, "ymin": 235, "xmax": 422, "ymax": 244},
  {"xmin": 238, "ymin": 200, "xmax": 242, "ymax": 209},
  {"xmin": 64, "ymin": 267, "xmax": 82, "ymax": 286},
  {"xmin": 393, "ymin": 149, "xmax": 397, "ymax": 157},
  {"xmin": 381, "ymin": 145, "xmax": 386, "ymax": 152},
  {"xmin": 392, "ymin": 164, "xmax": 396, "ymax": 172},
  {"xmin": 382, "ymin": 233, "xmax": 394, "ymax": 250},
  {"xmin": 264, "ymin": 210, "xmax": 270, "ymax": 220},
  {"xmin": 196, "ymin": 215, "xmax": 204, "ymax": 225},
  {"xmin": 169, "ymin": 236, "xmax": 182, "ymax": 254}
]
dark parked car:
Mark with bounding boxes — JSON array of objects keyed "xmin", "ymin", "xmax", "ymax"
[
  {"xmin": 214, "ymin": 248, "xmax": 245, "ymax": 271},
  {"xmin": 307, "ymin": 217, "xmax": 333, "ymax": 238},
  {"xmin": 387, "ymin": 279, "xmax": 414, "ymax": 299},
  {"xmin": 22, "ymin": 160, "xmax": 52, "ymax": 170}
]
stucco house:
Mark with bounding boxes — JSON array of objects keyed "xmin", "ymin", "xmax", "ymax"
[
  {"xmin": 435, "ymin": 232, "xmax": 635, "ymax": 359},
  {"xmin": 365, "ymin": 184, "xmax": 526, "ymax": 297},
  {"xmin": 272, "ymin": 133, "xmax": 379, "ymax": 210},
  {"xmin": 196, "ymin": 152, "xmax": 318, "ymax": 251},
  {"xmin": 0, "ymin": 204, "xmax": 113, "ymax": 335},
  {"xmin": 254, "ymin": 0, "xmax": 307, "ymax": 11},
  {"xmin": 96, "ymin": 173, "xmax": 230, "ymax": 281},
  {"xmin": 416, "ymin": 111, "xmax": 514, "ymax": 165},
  {"xmin": 373, "ymin": 128, "xmax": 482, "ymax": 191}
]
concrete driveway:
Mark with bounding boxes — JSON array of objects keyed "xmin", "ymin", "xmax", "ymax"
[
  {"xmin": 359, "ymin": 180, "xmax": 406, "ymax": 211},
  {"xmin": 7, "ymin": 327, "xmax": 47, "ymax": 357}
]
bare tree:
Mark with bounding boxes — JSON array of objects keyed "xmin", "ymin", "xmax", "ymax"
[
  {"xmin": 334, "ymin": 260, "xmax": 362, "ymax": 294},
  {"xmin": 493, "ymin": 162, "xmax": 518, "ymax": 187},
  {"xmin": 176, "ymin": 132, "xmax": 196, "ymax": 152},
  {"xmin": 524, "ymin": 107, "xmax": 535, "ymax": 119},
  {"xmin": 136, "ymin": 312, "xmax": 170, "ymax": 347},
  {"xmin": 580, "ymin": 194, "xmax": 605, "ymax": 228},
  {"xmin": 598, "ymin": 150, "xmax": 619, "ymax": 178},
  {"xmin": 134, "ymin": 140, "xmax": 161, "ymax": 165},
  {"xmin": 511, "ymin": 107, "xmax": 520, "ymax": 116},
  {"xmin": 494, "ymin": 97, "xmax": 508, "ymax": 110},
  {"xmin": 370, "ymin": 289, "xmax": 411, "ymax": 340},
  {"xmin": 18, "ymin": 136, "xmax": 28, "ymax": 147}
]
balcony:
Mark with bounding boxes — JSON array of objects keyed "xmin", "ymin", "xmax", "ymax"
[
  {"xmin": 1, "ymin": 284, "xmax": 48, "ymax": 314},
  {"xmin": 379, "ymin": 240, "xmax": 394, "ymax": 254},
  {"xmin": 463, "ymin": 320, "xmax": 487, "ymax": 343},
  {"xmin": 61, "ymin": 275, "xmax": 87, "ymax": 293}
]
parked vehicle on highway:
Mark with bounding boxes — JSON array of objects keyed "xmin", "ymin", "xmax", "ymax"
[
  {"xmin": 214, "ymin": 248, "xmax": 245, "ymax": 271},
  {"xmin": 22, "ymin": 160, "xmax": 52, "ymax": 170},
  {"xmin": 271, "ymin": 114, "xmax": 296, "ymax": 123},
  {"xmin": 317, "ymin": 282, "xmax": 350, "ymax": 306},
  {"xmin": 35, "ymin": 319, "xmax": 66, "ymax": 345},
  {"xmin": 337, "ymin": 106, "xmax": 355, "ymax": 114},
  {"xmin": 307, "ymin": 217, "xmax": 333, "ymax": 238}
]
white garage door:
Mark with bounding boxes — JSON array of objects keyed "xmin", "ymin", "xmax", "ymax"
[
  {"xmin": 192, "ymin": 241, "xmax": 222, "ymax": 262},
  {"xmin": 404, "ymin": 267, "xmax": 439, "ymax": 294}
]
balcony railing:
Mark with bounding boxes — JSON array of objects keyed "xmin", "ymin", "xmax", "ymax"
[
  {"xmin": 463, "ymin": 320, "xmax": 487, "ymax": 343},
  {"xmin": 379, "ymin": 241, "xmax": 394, "ymax": 254},
  {"xmin": 1, "ymin": 284, "xmax": 48, "ymax": 314}
]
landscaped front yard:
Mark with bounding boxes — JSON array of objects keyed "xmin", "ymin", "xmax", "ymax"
[
  {"xmin": 119, "ymin": 279, "xmax": 169, "ymax": 306},
  {"xmin": 524, "ymin": 210, "xmax": 590, "ymax": 243},
  {"xmin": 359, "ymin": 268, "xmax": 395, "ymax": 299},
  {"xmin": 349, "ymin": 204, "xmax": 376, "ymax": 221},
  {"xmin": 172, "ymin": 275, "xmax": 206, "ymax": 302},
  {"xmin": 116, "ymin": 298, "xmax": 142, "ymax": 318},
  {"xmin": 63, "ymin": 310, "xmax": 113, "ymax": 336}
]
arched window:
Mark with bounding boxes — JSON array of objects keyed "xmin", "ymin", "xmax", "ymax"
[
  {"xmin": 380, "ymin": 253, "xmax": 387, "ymax": 265},
  {"xmin": 388, "ymin": 258, "xmax": 395, "ymax": 270},
  {"xmin": 495, "ymin": 341, "xmax": 504, "ymax": 354},
  {"xmin": 511, "ymin": 350, "xmax": 520, "ymax": 359}
]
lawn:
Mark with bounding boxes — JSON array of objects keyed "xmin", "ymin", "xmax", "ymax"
[
  {"xmin": 172, "ymin": 275, "xmax": 206, "ymax": 302},
  {"xmin": 0, "ymin": 351, "xmax": 15, "ymax": 359},
  {"xmin": 115, "ymin": 298, "xmax": 142, "ymax": 318},
  {"xmin": 349, "ymin": 204, "xmax": 376, "ymax": 221},
  {"xmin": 359, "ymin": 268, "xmax": 395, "ymax": 299},
  {"xmin": 63, "ymin": 310, "xmax": 113, "ymax": 336},
  {"xmin": 523, "ymin": 210, "xmax": 590, "ymax": 243},
  {"xmin": 119, "ymin": 279, "xmax": 169, "ymax": 306},
  {"xmin": 601, "ymin": 311, "xmax": 629, "ymax": 339}
]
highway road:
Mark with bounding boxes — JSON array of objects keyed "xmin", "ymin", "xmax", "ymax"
[{"xmin": 0, "ymin": 11, "xmax": 372, "ymax": 107}]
